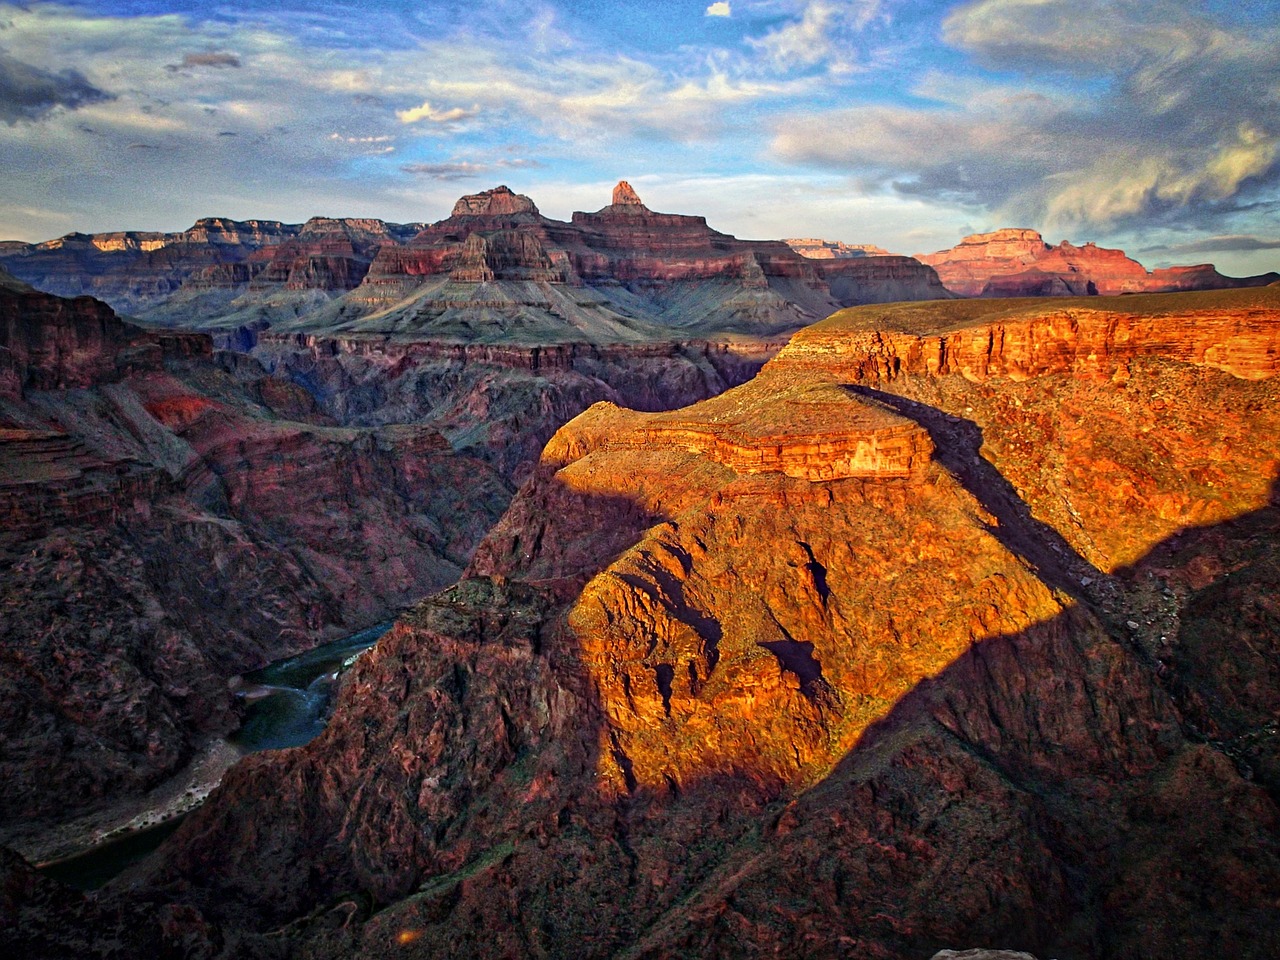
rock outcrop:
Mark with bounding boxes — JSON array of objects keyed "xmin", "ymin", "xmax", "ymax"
[
  {"xmin": 1, "ymin": 284, "xmax": 155, "ymax": 396},
  {"xmin": 920, "ymin": 228, "xmax": 1279, "ymax": 297},
  {"xmin": 786, "ymin": 237, "xmax": 892, "ymax": 258},
  {"xmin": 449, "ymin": 185, "xmax": 540, "ymax": 218},
  {"xmin": 610, "ymin": 179, "xmax": 640, "ymax": 204},
  {"xmin": 780, "ymin": 287, "xmax": 1280, "ymax": 570},
  {"xmin": 82, "ymin": 286, "xmax": 1280, "ymax": 960}
]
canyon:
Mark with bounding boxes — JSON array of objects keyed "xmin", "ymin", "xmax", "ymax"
[
  {"xmin": 1, "ymin": 183, "xmax": 953, "ymax": 477},
  {"xmin": 917, "ymin": 228, "xmax": 1279, "ymax": 298},
  {"xmin": 1, "ymin": 181, "xmax": 1278, "ymax": 960},
  {"xmin": 4, "ymin": 282, "xmax": 1275, "ymax": 958},
  {"xmin": 0, "ymin": 270, "xmax": 512, "ymax": 860}
]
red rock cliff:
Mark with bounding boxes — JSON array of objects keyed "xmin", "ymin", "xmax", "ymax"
[
  {"xmin": 920, "ymin": 227, "xmax": 1279, "ymax": 297},
  {"xmin": 121, "ymin": 287, "xmax": 1280, "ymax": 960}
]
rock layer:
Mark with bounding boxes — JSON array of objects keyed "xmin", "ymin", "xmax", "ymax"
[
  {"xmin": 0, "ymin": 282, "xmax": 510, "ymax": 856},
  {"xmin": 80, "ymin": 286, "xmax": 1280, "ymax": 960},
  {"xmin": 919, "ymin": 227, "xmax": 1279, "ymax": 297},
  {"xmin": 1, "ymin": 183, "xmax": 951, "ymax": 343}
]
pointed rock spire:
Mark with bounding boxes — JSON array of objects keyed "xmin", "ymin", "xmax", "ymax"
[{"xmin": 612, "ymin": 180, "xmax": 644, "ymax": 207}]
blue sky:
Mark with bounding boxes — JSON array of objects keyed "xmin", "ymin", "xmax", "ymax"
[{"xmin": 1, "ymin": 0, "xmax": 1278, "ymax": 274}]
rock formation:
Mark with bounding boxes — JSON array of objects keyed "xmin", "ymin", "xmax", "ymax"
[
  {"xmin": 0, "ymin": 280, "xmax": 510, "ymax": 860},
  {"xmin": 249, "ymin": 334, "xmax": 785, "ymax": 478},
  {"xmin": 2, "ymin": 183, "xmax": 954, "ymax": 483},
  {"xmin": 919, "ymin": 228, "xmax": 1279, "ymax": 297},
  {"xmin": 1, "ymin": 183, "xmax": 950, "ymax": 343},
  {"xmin": 39, "ymin": 286, "xmax": 1274, "ymax": 960},
  {"xmin": 786, "ymin": 237, "xmax": 892, "ymax": 258},
  {"xmin": 611, "ymin": 179, "xmax": 644, "ymax": 206},
  {"xmin": 449, "ymin": 185, "xmax": 540, "ymax": 218}
]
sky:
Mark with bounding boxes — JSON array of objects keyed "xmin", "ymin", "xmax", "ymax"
[{"xmin": 1, "ymin": 0, "xmax": 1278, "ymax": 275}]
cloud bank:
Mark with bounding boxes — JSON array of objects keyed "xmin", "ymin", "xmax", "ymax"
[
  {"xmin": 0, "ymin": 0, "xmax": 1274, "ymax": 278},
  {"xmin": 773, "ymin": 0, "xmax": 1280, "ymax": 235}
]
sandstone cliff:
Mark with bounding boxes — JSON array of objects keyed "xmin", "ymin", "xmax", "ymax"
[
  {"xmin": 919, "ymin": 228, "xmax": 1279, "ymax": 297},
  {"xmin": 75, "ymin": 287, "xmax": 1280, "ymax": 960},
  {"xmin": 786, "ymin": 237, "xmax": 892, "ymax": 258}
]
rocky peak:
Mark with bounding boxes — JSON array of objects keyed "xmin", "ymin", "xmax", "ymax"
[
  {"xmin": 90, "ymin": 232, "xmax": 168, "ymax": 253},
  {"xmin": 450, "ymin": 185, "xmax": 539, "ymax": 218},
  {"xmin": 34, "ymin": 233, "xmax": 95, "ymax": 252},
  {"xmin": 612, "ymin": 180, "xmax": 644, "ymax": 207},
  {"xmin": 179, "ymin": 218, "xmax": 294, "ymax": 247}
]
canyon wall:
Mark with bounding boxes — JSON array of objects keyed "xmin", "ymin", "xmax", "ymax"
[
  {"xmin": 0, "ymin": 184, "xmax": 951, "ymax": 344},
  {"xmin": 0, "ymin": 280, "xmax": 510, "ymax": 858},
  {"xmin": 64, "ymin": 286, "xmax": 1280, "ymax": 960},
  {"xmin": 249, "ymin": 333, "xmax": 785, "ymax": 478},
  {"xmin": 918, "ymin": 228, "xmax": 1279, "ymax": 297}
]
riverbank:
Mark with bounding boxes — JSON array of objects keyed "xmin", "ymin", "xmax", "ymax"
[
  {"xmin": 22, "ymin": 737, "xmax": 243, "ymax": 868},
  {"xmin": 26, "ymin": 622, "xmax": 390, "ymax": 884}
]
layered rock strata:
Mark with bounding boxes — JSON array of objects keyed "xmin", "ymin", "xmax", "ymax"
[
  {"xmin": 784, "ymin": 287, "xmax": 1280, "ymax": 569},
  {"xmin": 249, "ymin": 333, "xmax": 786, "ymax": 478},
  {"xmin": 786, "ymin": 237, "xmax": 892, "ymax": 258},
  {"xmin": 919, "ymin": 228, "xmax": 1279, "ymax": 297},
  {"xmin": 0, "ymin": 280, "xmax": 510, "ymax": 857},
  {"xmin": 68, "ymin": 287, "xmax": 1280, "ymax": 960},
  {"xmin": 1, "ymin": 184, "xmax": 951, "ymax": 343}
]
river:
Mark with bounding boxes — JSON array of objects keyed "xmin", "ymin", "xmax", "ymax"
[{"xmin": 38, "ymin": 622, "xmax": 391, "ymax": 890}]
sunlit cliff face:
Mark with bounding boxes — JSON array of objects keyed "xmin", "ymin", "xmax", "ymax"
[
  {"xmin": 468, "ymin": 287, "xmax": 1280, "ymax": 795},
  {"xmin": 98, "ymin": 287, "xmax": 1280, "ymax": 960}
]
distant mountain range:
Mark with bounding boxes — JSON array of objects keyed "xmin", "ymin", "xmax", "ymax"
[
  {"xmin": 4, "ymin": 190, "xmax": 1272, "ymax": 351},
  {"xmin": 0, "ymin": 183, "xmax": 949, "ymax": 345}
]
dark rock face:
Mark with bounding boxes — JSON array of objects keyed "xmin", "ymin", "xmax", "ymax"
[
  {"xmin": 1, "ymin": 285, "xmax": 154, "ymax": 395},
  {"xmin": 249, "ymin": 334, "xmax": 784, "ymax": 479},
  {"xmin": 72, "ymin": 288, "xmax": 1279, "ymax": 960},
  {"xmin": 0, "ymin": 282, "xmax": 510, "ymax": 856}
]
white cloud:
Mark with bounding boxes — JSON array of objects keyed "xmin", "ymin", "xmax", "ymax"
[
  {"xmin": 1040, "ymin": 124, "xmax": 1279, "ymax": 230},
  {"xmin": 329, "ymin": 134, "xmax": 394, "ymax": 144},
  {"xmin": 401, "ymin": 157, "xmax": 543, "ymax": 181},
  {"xmin": 748, "ymin": 0, "xmax": 883, "ymax": 70},
  {"xmin": 750, "ymin": 1, "xmax": 839, "ymax": 68},
  {"xmin": 705, "ymin": 2, "xmax": 731, "ymax": 17},
  {"xmin": 774, "ymin": 0, "xmax": 1280, "ymax": 235},
  {"xmin": 526, "ymin": 172, "xmax": 973, "ymax": 257},
  {"xmin": 395, "ymin": 101, "xmax": 478, "ymax": 124}
]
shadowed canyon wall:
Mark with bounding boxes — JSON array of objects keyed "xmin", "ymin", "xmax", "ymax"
[
  {"xmin": 15, "ymin": 287, "xmax": 1273, "ymax": 959},
  {"xmin": 0, "ymin": 277, "xmax": 510, "ymax": 857}
]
